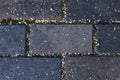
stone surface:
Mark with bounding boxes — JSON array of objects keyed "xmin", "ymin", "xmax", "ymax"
[
  {"xmin": 65, "ymin": 0, "xmax": 120, "ymax": 20},
  {"xmin": 29, "ymin": 24, "xmax": 93, "ymax": 54},
  {"xmin": 96, "ymin": 24, "xmax": 120, "ymax": 53},
  {"xmin": 0, "ymin": 25, "xmax": 26, "ymax": 55},
  {"xmin": 0, "ymin": 0, "xmax": 61, "ymax": 20},
  {"xmin": 0, "ymin": 57, "xmax": 61, "ymax": 80},
  {"xmin": 65, "ymin": 56, "xmax": 120, "ymax": 80}
]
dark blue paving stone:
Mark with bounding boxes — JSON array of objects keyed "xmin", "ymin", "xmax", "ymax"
[
  {"xmin": 0, "ymin": 57, "xmax": 61, "ymax": 80},
  {"xmin": 29, "ymin": 24, "xmax": 92, "ymax": 54},
  {"xmin": 65, "ymin": 0, "xmax": 120, "ymax": 20},
  {"xmin": 0, "ymin": 0, "xmax": 61, "ymax": 21},
  {"xmin": 96, "ymin": 24, "xmax": 120, "ymax": 53},
  {"xmin": 65, "ymin": 56, "xmax": 120, "ymax": 80},
  {"xmin": 0, "ymin": 25, "xmax": 26, "ymax": 55}
]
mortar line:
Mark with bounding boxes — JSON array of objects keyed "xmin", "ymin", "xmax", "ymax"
[
  {"xmin": 61, "ymin": 0, "xmax": 67, "ymax": 20},
  {"xmin": 92, "ymin": 23, "xmax": 97, "ymax": 53},
  {"xmin": 0, "ymin": 53, "xmax": 120, "ymax": 58},
  {"xmin": 61, "ymin": 54, "xmax": 66, "ymax": 80},
  {"xmin": 0, "ymin": 19, "xmax": 120, "ymax": 25},
  {"xmin": 32, "ymin": 19, "xmax": 120, "ymax": 24},
  {"xmin": 25, "ymin": 24, "xmax": 29, "ymax": 55}
]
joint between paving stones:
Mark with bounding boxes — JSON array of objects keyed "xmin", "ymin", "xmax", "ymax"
[
  {"xmin": 1, "ymin": 52, "xmax": 120, "ymax": 58},
  {"xmin": 92, "ymin": 24, "xmax": 99, "ymax": 53},
  {"xmin": 61, "ymin": 0, "xmax": 67, "ymax": 20},
  {"xmin": 61, "ymin": 53, "xmax": 66, "ymax": 80},
  {"xmin": 0, "ymin": 53, "xmax": 60, "ymax": 58},
  {"xmin": 64, "ymin": 53, "xmax": 120, "ymax": 57},
  {"xmin": 25, "ymin": 24, "xmax": 30, "ymax": 55},
  {"xmin": 0, "ymin": 19, "xmax": 120, "ymax": 25}
]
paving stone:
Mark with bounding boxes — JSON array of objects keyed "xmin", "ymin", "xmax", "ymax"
[
  {"xmin": 29, "ymin": 24, "xmax": 93, "ymax": 54},
  {"xmin": 0, "ymin": 25, "xmax": 26, "ymax": 55},
  {"xmin": 0, "ymin": 57, "xmax": 61, "ymax": 80},
  {"xmin": 65, "ymin": 56, "xmax": 120, "ymax": 80},
  {"xmin": 0, "ymin": 0, "xmax": 61, "ymax": 21},
  {"xmin": 96, "ymin": 24, "xmax": 120, "ymax": 53},
  {"xmin": 65, "ymin": 0, "xmax": 120, "ymax": 20}
]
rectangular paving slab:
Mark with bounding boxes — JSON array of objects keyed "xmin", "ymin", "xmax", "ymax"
[
  {"xmin": 65, "ymin": 56, "xmax": 120, "ymax": 80},
  {"xmin": 65, "ymin": 0, "xmax": 120, "ymax": 20},
  {"xmin": 29, "ymin": 24, "xmax": 93, "ymax": 54},
  {"xmin": 96, "ymin": 24, "xmax": 120, "ymax": 53},
  {"xmin": 0, "ymin": 25, "xmax": 26, "ymax": 55},
  {"xmin": 0, "ymin": 57, "xmax": 61, "ymax": 80},
  {"xmin": 0, "ymin": 0, "xmax": 61, "ymax": 21}
]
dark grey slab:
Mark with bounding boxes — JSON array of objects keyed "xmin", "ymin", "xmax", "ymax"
[
  {"xmin": 0, "ymin": 57, "xmax": 61, "ymax": 80},
  {"xmin": 29, "ymin": 24, "xmax": 93, "ymax": 54},
  {"xmin": 96, "ymin": 24, "xmax": 120, "ymax": 53},
  {"xmin": 0, "ymin": 25, "xmax": 26, "ymax": 55},
  {"xmin": 65, "ymin": 56, "xmax": 120, "ymax": 80},
  {"xmin": 65, "ymin": 0, "xmax": 120, "ymax": 20},
  {"xmin": 0, "ymin": 0, "xmax": 61, "ymax": 21}
]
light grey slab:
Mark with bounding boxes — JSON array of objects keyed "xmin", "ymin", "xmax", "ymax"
[{"xmin": 29, "ymin": 24, "xmax": 93, "ymax": 54}]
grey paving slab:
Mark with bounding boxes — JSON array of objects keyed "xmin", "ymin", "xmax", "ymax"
[
  {"xmin": 0, "ymin": 57, "xmax": 61, "ymax": 80},
  {"xmin": 0, "ymin": 0, "xmax": 61, "ymax": 21},
  {"xmin": 0, "ymin": 25, "xmax": 26, "ymax": 55},
  {"xmin": 96, "ymin": 24, "xmax": 120, "ymax": 53},
  {"xmin": 65, "ymin": 0, "xmax": 120, "ymax": 20},
  {"xmin": 65, "ymin": 56, "xmax": 120, "ymax": 80},
  {"xmin": 29, "ymin": 24, "xmax": 93, "ymax": 54}
]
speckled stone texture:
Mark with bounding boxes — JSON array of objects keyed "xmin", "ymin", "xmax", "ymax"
[
  {"xmin": 0, "ymin": 25, "xmax": 26, "ymax": 55},
  {"xmin": 0, "ymin": 0, "xmax": 61, "ymax": 21},
  {"xmin": 65, "ymin": 0, "xmax": 120, "ymax": 20},
  {"xmin": 29, "ymin": 24, "xmax": 93, "ymax": 54},
  {"xmin": 0, "ymin": 57, "xmax": 61, "ymax": 80},
  {"xmin": 96, "ymin": 24, "xmax": 120, "ymax": 53},
  {"xmin": 65, "ymin": 56, "xmax": 120, "ymax": 80}
]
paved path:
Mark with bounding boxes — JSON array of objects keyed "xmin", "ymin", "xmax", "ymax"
[{"xmin": 0, "ymin": 0, "xmax": 120, "ymax": 80}]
